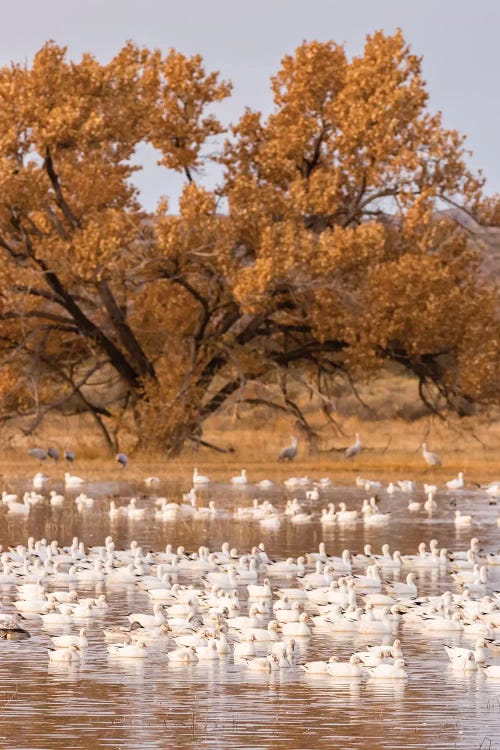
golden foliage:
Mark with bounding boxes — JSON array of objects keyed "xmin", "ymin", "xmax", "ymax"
[{"xmin": 0, "ymin": 32, "xmax": 496, "ymax": 453}]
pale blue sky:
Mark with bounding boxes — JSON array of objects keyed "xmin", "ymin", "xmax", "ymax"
[{"xmin": 2, "ymin": 0, "xmax": 498, "ymax": 209}]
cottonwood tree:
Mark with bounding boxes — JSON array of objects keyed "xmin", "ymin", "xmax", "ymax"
[{"xmin": 0, "ymin": 31, "xmax": 497, "ymax": 453}]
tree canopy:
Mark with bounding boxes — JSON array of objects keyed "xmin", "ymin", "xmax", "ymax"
[{"xmin": 0, "ymin": 30, "xmax": 497, "ymax": 453}]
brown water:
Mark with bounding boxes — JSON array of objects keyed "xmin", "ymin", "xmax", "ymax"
[{"xmin": 1, "ymin": 478, "xmax": 500, "ymax": 749}]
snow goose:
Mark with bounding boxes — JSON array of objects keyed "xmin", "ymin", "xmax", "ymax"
[
  {"xmin": 305, "ymin": 487, "xmax": 320, "ymax": 501},
  {"xmin": 130, "ymin": 623, "xmax": 171, "ymax": 643},
  {"xmin": 244, "ymin": 655, "xmax": 277, "ymax": 673},
  {"xmin": 401, "ymin": 542, "xmax": 429, "ymax": 566},
  {"xmin": 366, "ymin": 658, "xmax": 408, "ymax": 679},
  {"xmin": 226, "ymin": 604, "xmax": 265, "ymax": 631},
  {"xmin": 108, "ymin": 641, "xmax": 148, "ymax": 658},
  {"xmin": 462, "ymin": 616, "xmax": 493, "ymax": 638},
  {"xmin": 378, "ymin": 551, "xmax": 402, "ymax": 570},
  {"xmin": 247, "ymin": 579, "xmax": 272, "ymax": 599},
  {"xmin": 48, "ymin": 644, "xmax": 82, "ymax": 662},
  {"xmin": 423, "ymin": 493, "xmax": 437, "ymax": 511},
  {"xmin": 454, "ymin": 510, "xmax": 472, "ymax": 527},
  {"xmin": 268, "ymin": 639, "xmax": 297, "ymax": 660},
  {"xmin": 327, "ymin": 655, "xmax": 365, "ymax": 678},
  {"xmin": 257, "ymin": 479, "xmax": 274, "ymax": 490},
  {"xmin": 424, "ymin": 612, "xmax": 464, "ymax": 634},
  {"xmin": 327, "ymin": 549, "xmax": 352, "ymax": 574},
  {"xmin": 33, "ymin": 472, "xmax": 50, "ymax": 490},
  {"xmin": 51, "ymin": 628, "xmax": 88, "ymax": 649},
  {"xmin": 128, "ymin": 603, "xmax": 166, "ymax": 628},
  {"xmin": 301, "ymin": 561, "xmax": 331, "ymax": 587},
  {"xmin": 275, "ymin": 601, "xmax": 302, "ymax": 624},
  {"xmin": 192, "ymin": 468, "xmax": 210, "ymax": 485},
  {"xmin": 336, "ymin": 502, "xmax": 359, "ymax": 523},
  {"xmin": 364, "ymin": 509, "xmax": 391, "ymax": 526},
  {"xmin": 214, "ymin": 631, "xmax": 230, "ymax": 655},
  {"xmin": 193, "ymin": 501, "xmax": 218, "ymax": 520},
  {"xmin": 353, "ymin": 564, "xmax": 382, "ymax": 590},
  {"xmin": 446, "ymin": 472, "xmax": 464, "ymax": 490},
  {"xmin": 451, "ymin": 564, "xmax": 488, "ymax": 586},
  {"xmin": 386, "ymin": 573, "xmax": 418, "ymax": 599},
  {"xmin": 195, "ymin": 640, "xmax": 220, "ymax": 660},
  {"xmin": 300, "ymin": 656, "xmax": 337, "ymax": 675},
  {"xmin": 64, "ymin": 472, "xmax": 85, "ymax": 488},
  {"xmin": 1, "ymin": 490, "xmax": 17, "ymax": 504},
  {"xmin": 234, "ymin": 635, "xmax": 257, "ymax": 658},
  {"xmin": 358, "ymin": 606, "xmax": 394, "ymax": 635},
  {"xmin": 290, "ymin": 510, "xmax": 314, "ymax": 525},
  {"xmin": 7, "ymin": 496, "xmax": 31, "ymax": 515},
  {"xmin": 320, "ymin": 505, "xmax": 336, "ymax": 525},
  {"xmin": 124, "ymin": 497, "xmax": 146, "ymax": 520},
  {"xmin": 445, "ymin": 639, "xmax": 487, "ymax": 665},
  {"xmin": 259, "ymin": 513, "xmax": 281, "ymax": 530},
  {"xmin": 167, "ymin": 645, "xmax": 199, "ymax": 663},
  {"xmin": 231, "ymin": 470, "xmax": 248, "ymax": 485},
  {"xmin": 275, "ymin": 586, "xmax": 308, "ymax": 602},
  {"xmin": 49, "ymin": 491, "xmax": 64, "ymax": 506},
  {"xmin": 239, "ymin": 621, "xmax": 280, "ymax": 643},
  {"xmin": 306, "ymin": 542, "xmax": 328, "ymax": 563},
  {"xmin": 281, "ymin": 612, "xmax": 312, "ymax": 637},
  {"xmin": 266, "ymin": 556, "xmax": 305, "ymax": 576}
]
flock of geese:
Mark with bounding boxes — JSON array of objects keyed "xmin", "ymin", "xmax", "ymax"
[{"xmin": 1, "ymin": 462, "xmax": 500, "ymax": 685}]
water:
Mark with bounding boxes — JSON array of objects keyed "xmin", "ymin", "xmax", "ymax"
[{"xmin": 0, "ymin": 478, "xmax": 500, "ymax": 749}]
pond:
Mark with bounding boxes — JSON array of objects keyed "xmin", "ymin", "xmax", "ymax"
[{"xmin": 0, "ymin": 475, "xmax": 499, "ymax": 750}]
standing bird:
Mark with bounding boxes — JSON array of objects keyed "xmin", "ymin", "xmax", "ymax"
[
  {"xmin": 64, "ymin": 450, "xmax": 75, "ymax": 463},
  {"xmin": 28, "ymin": 448, "xmax": 48, "ymax": 463},
  {"xmin": 47, "ymin": 447, "xmax": 59, "ymax": 462},
  {"xmin": 344, "ymin": 433, "xmax": 361, "ymax": 460},
  {"xmin": 116, "ymin": 453, "xmax": 128, "ymax": 469},
  {"xmin": 278, "ymin": 437, "xmax": 298, "ymax": 462},
  {"xmin": 422, "ymin": 443, "xmax": 441, "ymax": 467}
]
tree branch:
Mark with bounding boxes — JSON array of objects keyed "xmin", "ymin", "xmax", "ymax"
[{"xmin": 43, "ymin": 148, "xmax": 81, "ymax": 229}]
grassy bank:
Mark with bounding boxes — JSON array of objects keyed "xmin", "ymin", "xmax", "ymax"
[{"xmin": 1, "ymin": 410, "xmax": 500, "ymax": 487}]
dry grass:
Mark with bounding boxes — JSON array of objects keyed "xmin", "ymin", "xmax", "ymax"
[{"xmin": 1, "ymin": 407, "xmax": 500, "ymax": 486}]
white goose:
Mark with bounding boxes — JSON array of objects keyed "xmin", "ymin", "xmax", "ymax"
[
  {"xmin": 48, "ymin": 644, "xmax": 82, "ymax": 662},
  {"xmin": 281, "ymin": 612, "xmax": 312, "ymax": 637},
  {"xmin": 128, "ymin": 603, "xmax": 166, "ymax": 628},
  {"xmin": 327, "ymin": 655, "xmax": 365, "ymax": 678},
  {"xmin": 386, "ymin": 573, "xmax": 418, "ymax": 599},
  {"xmin": 444, "ymin": 639, "xmax": 488, "ymax": 665},
  {"xmin": 50, "ymin": 627, "xmax": 88, "ymax": 650},
  {"xmin": 446, "ymin": 472, "xmax": 464, "ymax": 490},
  {"xmin": 454, "ymin": 510, "xmax": 472, "ymax": 527},
  {"xmin": 167, "ymin": 646, "xmax": 199, "ymax": 663},
  {"xmin": 231, "ymin": 470, "xmax": 248, "ymax": 485},
  {"xmin": 108, "ymin": 641, "xmax": 148, "ymax": 658},
  {"xmin": 64, "ymin": 472, "xmax": 85, "ymax": 488},
  {"xmin": 192, "ymin": 468, "xmax": 210, "ymax": 485},
  {"xmin": 366, "ymin": 658, "xmax": 408, "ymax": 679},
  {"xmin": 301, "ymin": 656, "xmax": 337, "ymax": 675}
]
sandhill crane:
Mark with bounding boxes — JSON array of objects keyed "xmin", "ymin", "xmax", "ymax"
[
  {"xmin": 47, "ymin": 447, "xmax": 59, "ymax": 462},
  {"xmin": 278, "ymin": 437, "xmax": 298, "ymax": 462},
  {"xmin": 28, "ymin": 448, "xmax": 48, "ymax": 462},
  {"xmin": 344, "ymin": 433, "xmax": 361, "ymax": 459},
  {"xmin": 64, "ymin": 450, "xmax": 75, "ymax": 463},
  {"xmin": 116, "ymin": 453, "xmax": 128, "ymax": 469},
  {"xmin": 422, "ymin": 443, "xmax": 441, "ymax": 467}
]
